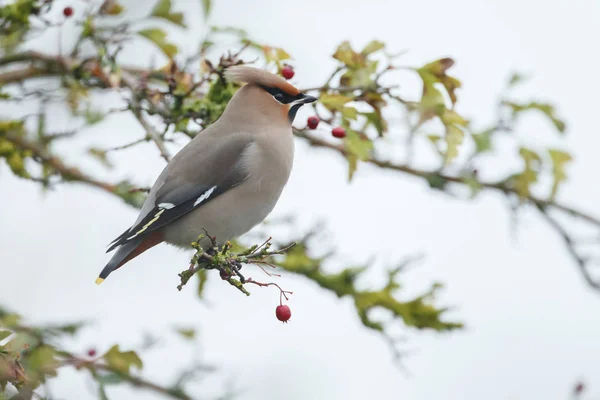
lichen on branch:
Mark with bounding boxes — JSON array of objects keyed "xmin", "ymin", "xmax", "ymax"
[{"xmin": 177, "ymin": 232, "xmax": 295, "ymax": 301}]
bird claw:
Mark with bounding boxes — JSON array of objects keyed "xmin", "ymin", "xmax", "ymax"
[{"xmin": 230, "ymin": 261, "xmax": 245, "ymax": 283}]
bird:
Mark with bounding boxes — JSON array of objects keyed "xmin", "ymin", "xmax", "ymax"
[{"xmin": 95, "ymin": 65, "xmax": 317, "ymax": 284}]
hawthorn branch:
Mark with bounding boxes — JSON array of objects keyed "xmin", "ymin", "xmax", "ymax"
[
  {"xmin": 63, "ymin": 355, "xmax": 192, "ymax": 400},
  {"xmin": 535, "ymin": 204, "xmax": 600, "ymax": 290},
  {"xmin": 292, "ymin": 129, "xmax": 600, "ymax": 227},
  {"xmin": 177, "ymin": 234, "xmax": 296, "ymax": 297},
  {"xmin": 1, "ymin": 130, "xmax": 117, "ymax": 195},
  {"xmin": 121, "ymin": 72, "xmax": 172, "ymax": 162},
  {"xmin": 0, "ymin": 321, "xmax": 194, "ymax": 400},
  {"xmin": 0, "ymin": 51, "xmax": 160, "ymax": 87}
]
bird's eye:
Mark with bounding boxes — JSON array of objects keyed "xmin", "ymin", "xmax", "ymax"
[{"xmin": 274, "ymin": 93, "xmax": 285, "ymax": 103}]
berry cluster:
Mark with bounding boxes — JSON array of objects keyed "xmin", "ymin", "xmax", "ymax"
[{"xmin": 280, "ymin": 67, "xmax": 346, "ymax": 139}]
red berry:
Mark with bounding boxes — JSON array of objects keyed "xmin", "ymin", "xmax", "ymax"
[
  {"xmin": 275, "ymin": 304, "xmax": 291, "ymax": 323},
  {"xmin": 332, "ymin": 127, "xmax": 346, "ymax": 138},
  {"xmin": 307, "ymin": 116, "xmax": 320, "ymax": 129},
  {"xmin": 281, "ymin": 66, "xmax": 295, "ymax": 80},
  {"xmin": 87, "ymin": 348, "xmax": 96, "ymax": 357},
  {"xmin": 63, "ymin": 6, "xmax": 73, "ymax": 17},
  {"xmin": 574, "ymin": 382, "xmax": 585, "ymax": 395}
]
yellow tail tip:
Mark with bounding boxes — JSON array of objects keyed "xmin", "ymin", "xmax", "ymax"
[{"xmin": 95, "ymin": 277, "xmax": 105, "ymax": 285}]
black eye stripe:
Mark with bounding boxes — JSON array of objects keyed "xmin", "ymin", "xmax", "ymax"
[{"xmin": 260, "ymin": 85, "xmax": 300, "ymax": 104}]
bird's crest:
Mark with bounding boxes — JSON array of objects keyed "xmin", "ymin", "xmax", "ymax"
[{"xmin": 224, "ymin": 65, "xmax": 300, "ymax": 96}]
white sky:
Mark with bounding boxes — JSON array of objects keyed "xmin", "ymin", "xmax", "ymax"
[{"xmin": 1, "ymin": 0, "xmax": 600, "ymax": 399}]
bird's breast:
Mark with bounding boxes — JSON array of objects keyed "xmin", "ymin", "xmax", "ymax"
[{"xmin": 163, "ymin": 131, "xmax": 294, "ymax": 248}]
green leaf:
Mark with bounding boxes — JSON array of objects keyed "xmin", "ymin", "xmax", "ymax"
[
  {"xmin": 102, "ymin": 345, "xmax": 143, "ymax": 375},
  {"xmin": 84, "ymin": 107, "xmax": 104, "ymax": 125},
  {"xmin": 472, "ymin": 128, "xmax": 494, "ymax": 153},
  {"xmin": 276, "ymin": 47, "xmax": 291, "ymax": 61},
  {"xmin": 427, "ymin": 134, "xmax": 441, "ymax": 144},
  {"xmin": 48, "ymin": 322, "xmax": 84, "ymax": 335},
  {"xmin": 175, "ymin": 118, "xmax": 189, "ymax": 132},
  {"xmin": 0, "ymin": 330, "xmax": 12, "ymax": 341},
  {"xmin": 82, "ymin": 15, "xmax": 95, "ymax": 37},
  {"xmin": 511, "ymin": 147, "xmax": 542, "ymax": 198},
  {"xmin": 0, "ymin": 312, "xmax": 21, "ymax": 327},
  {"xmin": 345, "ymin": 131, "xmax": 373, "ymax": 161},
  {"xmin": 277, "ymin": 243, "xmax": 321, "ymax": 270},
  {"xmin": 548, "ymin": 149, "xmax": 572, "ymax": 200},
  {"xmin": 361, "ymin": 40, "xmax": 385, "ymax": 56},
  {"xmin": 260, "ymin": 46, "xmax": 291, "ymax": 65},
  {"xmin": 151, "ymin": 0, "xmax": 170, "ymax": 16},
  {"xmin": 426, "ymin": 174, "xmax": 447, "ymax": 190},
  {"xmin": 414, "ymin": 83, "xmax": 445, "ymax": 123},
  {"xmin": 444, "ymin": 125, "xmax": 464, "ymax": 164},
  {"xmin": 196, "ymin": 269, "xmax": 208, "ymax": 298},
  {"xmin": 341, "ymin": 66, "xmax": 374, "ymax": 87},
  {"xmin": 417, "ymin": 58, "xmax": 461, "ymax": 105},
  {"xmin": 347, "ymin": 154, "xmax": 358, "ymax": 181},
  {"xmin": 175, "ymin": 328, "xmax": 196, "ymax": 340},
  {"xmin": 4, "ymin": 332, "xmax": 39, "ymax": 352},
  {"xmin": 505, "ymin": 101, "xmax": 566, "ymax": 133},
  {"xmin": 319, "ymin": 93, "xmax": 352, "ymax": 111},
  {"xmin": 138, "ymin": 29, "xmax": 178, "ymax": 58},
  {"xmin": 344, "ymin": 130, "xmax": 373, "ymax": 180},
  {"xmin": 25, "ymin": 345, "xmax": 59, "ymax": 381},
  {"xmin": 362, "ymin": 111, "xmax": 387, "ymax": 135},
  {"xmin": 201, "ymin": 0, "xmax": 212, "ymax": 17},
  {"xmin": 440, "ymin": 109, "xmax": 468, "ymax": 127},
  {"xmin": 114, "ymin": 180, "xmax": 148, "ymax": 208},
  {"xmin": 100, "ymin": 0, "xmax": 125, "ymax": 15},
  {"xmin": 151, "ymin": 0, "xmax": 185, "ymax": 27},
  {"xmin": 464, "ymin": 174, "xmax": 483, "ymax": 198},
  {"xmin": 508, "ymin": 72, "xmax": 527, "ymax": 87},
  {"xmin": 420, "ymin": 58, "xmax": 455, "ymax": 77},
  {"xmin": 341, "ymin": 106, "xmax": 358, "ymax": 120},
  {"xmin": 210, "ymin": 26, "xmax": 248, "ymax": 38},
  {"xmin": 332, "ymin": 41, "xmax": 363, "ymax": 67}
]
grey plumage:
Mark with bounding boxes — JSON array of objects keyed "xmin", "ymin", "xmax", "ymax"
[{"xmin": 96, "ymin": 66, "xmax": 316, "ymax": 283}]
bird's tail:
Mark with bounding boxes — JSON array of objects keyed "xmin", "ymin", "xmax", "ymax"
[{"xmin": 95, "ymin": 232, "xmax": 163, "ymax": 284}]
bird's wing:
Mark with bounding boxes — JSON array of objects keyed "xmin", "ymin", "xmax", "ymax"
[{"xmin": 106, "ymin": 132, "xmax": 254, "ymax": 252}]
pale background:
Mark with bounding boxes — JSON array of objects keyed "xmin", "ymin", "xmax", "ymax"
[{"xmin": 1, "ymin": 0, "xmax": 600, "ymax": 399}]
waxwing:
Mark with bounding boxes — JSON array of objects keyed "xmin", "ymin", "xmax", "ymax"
[{"xmin": 96, "ymin": 65, "xmax": 316, "ymax": 284}]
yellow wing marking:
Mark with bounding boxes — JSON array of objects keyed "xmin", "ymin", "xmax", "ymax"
[{"xmin": 127, "ymin": 209, "xmax": 165, "ymax": 240}]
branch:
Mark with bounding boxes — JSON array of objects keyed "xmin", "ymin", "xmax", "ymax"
[
  {"xmin": 121, "ymin": 72, "xmax": 172, "ymax": 162},
  {"xmin": 535, "ymin": 204, "xmax": 600, "ymax": 290},
  {"xmin": 0, "ymin": 51, "xmax": 157, "ymax": 86},
  {"xmin": 0, "ymin": 315, "xmax": 195, "ymax": 400},
  {"xmin": 1, "ymin": 130, "xmax": 117, "ymax": 194},
  {"xmin": 177, "ymin": 234, "xmax": 296, "ymax": 296},
  {"xmin": 63, "ymin": 355, "xmax": 192, "ymax": 400},
  {"xmin": 293, "ymin": 129, "xmax": 600, "ymax": 227}
]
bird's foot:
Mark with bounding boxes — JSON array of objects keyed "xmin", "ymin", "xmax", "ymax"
[{"xmin": 230, "ymin": 261, "xmax": 245, "ymax": 283}]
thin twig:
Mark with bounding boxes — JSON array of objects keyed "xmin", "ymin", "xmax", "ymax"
[
  {"xmin": 292, "ymin": 129, "xmax": 600, "ymax": 227},
  {"xmin": 120, "ymin": 73, "xmax": 172, "ymax": 162},
  {"xmin": 535, "ymin": 204, "xmax": 600, "ymax": 290},
  {"xmin": 59, "ymin": 353, "xmax": 191, "ymax": 400},
  {"xmin": 1, "ymin": 130, "xmax": 117, "ymax": 195}
]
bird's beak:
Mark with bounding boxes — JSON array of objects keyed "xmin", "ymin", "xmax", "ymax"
[{"xmin": 298, "ymin": 93, "xmax": 317, "ymax": 105}]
